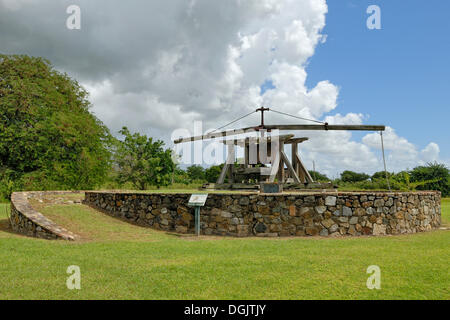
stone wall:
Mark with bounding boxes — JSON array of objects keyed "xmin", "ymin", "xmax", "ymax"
[
  {"xmin": 84, "ymin": 191, "xmax": 441, "ymax": 237},
  {"xmin": 10, "ymin": 192, "xmax": 78, "ymax": 240}
]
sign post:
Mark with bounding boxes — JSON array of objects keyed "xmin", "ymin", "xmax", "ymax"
[{"xmin": 188, "ymin": 194, "xmax": 208, "ymax": 236}]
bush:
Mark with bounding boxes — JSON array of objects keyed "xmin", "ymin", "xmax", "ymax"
[
  {"xmin": 340, "ymin": 171, "xmax": 370, "ymax": 183},
  {"xmin": 409, "ymin": 162, "xmax": 449, "ymax": 196}
]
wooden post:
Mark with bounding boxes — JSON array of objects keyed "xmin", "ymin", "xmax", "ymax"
[
  {"xmin": 244, "ymin": 144, "xmax": 249, "ymax": 167},
  {"xmin": 281, "ymin": 150, "xmax": 301, "ymax": 183},
  {"xmin": 278, "ymin": 141, "xmax": 285, "ymax": 183}
]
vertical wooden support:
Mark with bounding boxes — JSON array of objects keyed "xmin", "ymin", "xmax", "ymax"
[
  {"xmin": 268, "ymin": 143, "xmax": 281, "ymax": 183},
  {"xmin": 278, "ymin": 141, "xmax": 285, "ymax": 183},
  {"xmin": 291, "ymin": 143, "xmax": 298, "ymax": 173},
  {"xmin": 249, "ymin": 137, "xmax": 258, "ymax": 165},
  {"xmin": 244, "ymin": 144, "xmax": 249, "ymax": 167}
]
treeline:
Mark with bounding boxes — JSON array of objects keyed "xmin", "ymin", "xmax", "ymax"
[
  {"xmin": 174, "ymin": 162, "xmax": 449, "ymax": 196},
  {"xmin": 1, "ymin": 55, "xmax": 448, "ymax": 200}
]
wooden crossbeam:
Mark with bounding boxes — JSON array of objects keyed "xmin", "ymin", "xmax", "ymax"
[
  {"xmin": 280, "ymin": 150, "xmax": 301, "ymax": 183},
  {"xmin": 217, "ymin": 146, "xmax": 235, "ymax": 184},
  {"xmin": 264, "ymin": 124, "xmax": 386, "ymax": 131},
  {"xmin": 284, "ymin": 137, "xmax": 309, "ymax": 145},
  {"xmin": 173, "ymin": 124, "xmax": 385, "ymax": 144},
  {"xmin": 295, "ymin": 153, "xmax": 314, "ymax": 183}
]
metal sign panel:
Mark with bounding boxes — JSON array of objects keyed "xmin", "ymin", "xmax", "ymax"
[
  {"xmin": 188, "ymin": 194, "xmax": 208, "ymax": 207},
  {"xmin": 260, "ymin": 183, "xmax": 283, "ymax": 194}
]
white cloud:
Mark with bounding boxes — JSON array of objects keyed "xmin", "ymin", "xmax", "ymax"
[
  {"xmin": 0, "ymin": 0, "xmax": 442, "ymax": 175},
  {"xmin": 420, "ymin": 143, "xmax": 440, "ymax": 163},
  {"xmin": 362, "ymin": 127, "xmax": 443, "ymax": 172}
]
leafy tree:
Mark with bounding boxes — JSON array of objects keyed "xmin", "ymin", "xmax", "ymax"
[
  {"xmin": 114, "ymin": 127, "xmax": 174, "ymax": 190},
  {"xmin": 205, "ymin": 164, "xmax": 224, "ymax": 183},
  {"xmin": 371, "ymin": 171, "xmax": 393, "ymax": 181},
  {"xmin": 0, "ymin": 54, "xmax": 111, "ymax": 196},
  {"xmin": 409, "ymin": 162, "xmax": 449, "ymax": 196},
  {"xmin": 308, "ymin": 171, "xmax": 329, "ymax": 182},
  {"xmin": 172, "ymin": 168, "xmax": 191, "ymax": 185},
  {"xmin": 340, "ymin": 170, "xmax": 370, "ymax": 183},
  {"xmin": 186, "ymin": 165, "xmax": 206, "ymax": 182}
]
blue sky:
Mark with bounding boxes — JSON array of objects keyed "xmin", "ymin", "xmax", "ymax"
[{"xmin": 303, "ymin": 0, "xmax": 449, "ymax": 161}]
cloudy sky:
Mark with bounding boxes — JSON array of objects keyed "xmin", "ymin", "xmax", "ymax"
[{"xmin": 1, "ymin": 0, "xmax": 448, "ymax": 177}]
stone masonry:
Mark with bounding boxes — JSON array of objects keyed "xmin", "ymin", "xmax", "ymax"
[
  {"xmin": 10, "ymin": 192, "xmax": 78, "ymax": 240},
  {"xmin": 84, "ymin": 191, "xmax": 441, "ymax": 237}
]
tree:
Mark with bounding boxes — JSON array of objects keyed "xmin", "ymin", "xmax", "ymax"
[
  {"xmin": 371, "ymin": 171, "xmax": 393, "ymax": 181},
  {"xmin": 205, "ymin": 164, "xmax": 224, "ymax": 183},
  {"xmin": 308, "ymin": 171, "xmax": 329, "ymax": 182},
  {"xmin": 186, "ymin": 165, "xmax": 206, "ymax": 182},
  {"xmin": 409, "ymin": 162, "xmax": 449, "ymax": 196},
  {"xmin": 0, "ymin": 54, "xmax": 111, "ymax": 195},
  {"xmin": 340, "ymin": 170, "xmax": 370, "ymax": 183},
  {"xmin": 114, "ymin": 127, "xmax": 174, "ymax": 190}
]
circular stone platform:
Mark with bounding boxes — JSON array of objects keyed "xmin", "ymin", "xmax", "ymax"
[{"xmin": 84, "ymin": 191, "xmax": 441, "ymax": 237}]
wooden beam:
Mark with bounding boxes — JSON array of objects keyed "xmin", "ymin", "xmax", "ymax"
[
  {"xmin": 284, "ymin": 137, "xmax": 309, "ymax": 145},
  {"xmin": 264, "ymin": 124, "xmax": 385, "ymax": 131},
  {"xmin": 217, "ymin": 163, "xmax": 228, "ymax": 184},
  {"xmin": 244, "ymin": 145, "xmax": 249, "ymax": 167},
  {"xmin": 281, "ymin": 150, "xmax": 301, "ymax": 183},
  {"xmin": 220, "ymin": 134, "xmax": 294, "ymax": 145},
  {"xmin": 295, "ymin": 153, "xmax": 314, "ymax": 183},
  {"xmin": 268, "ymin": 149, "xmax": 281, "ymax": 183},
  {"xmin": 174, "ymin": 127, "xmax": 257, "ymax": 144},
  {"xmin": 173, "ymin": 124, "xmax": 385, "ymax": 144},
  {"xmin": 217, "ymin": 145, "xmax": 235, "ymax": 184}
]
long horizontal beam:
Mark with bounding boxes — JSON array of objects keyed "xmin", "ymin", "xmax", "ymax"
[
  {"xmin": 264, "ymin": 124, "xmax": 386, "ymax": 131},
  {"xmin": 173, "ymin": 124, "xmax": 385, "ymax": 144},
  {"xmin": 173, "ymin": 127, "xmax": 256, "ymax": 144}
]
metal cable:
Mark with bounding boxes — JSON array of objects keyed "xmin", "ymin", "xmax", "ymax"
[
  {"xmin": 269, "ymin": 108, "xmax": 326, "ymax": 125},
  {"xmin": 211, "ymin": 110, "xmax": 256, "ymax": 132}
]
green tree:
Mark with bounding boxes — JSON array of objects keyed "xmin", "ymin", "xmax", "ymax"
[
  {"xmin": 409, "ymin": 162, "xmax": 449, "ymax": 196},
  {"xmin": 186, "ymin": 165, "xmax": 206, "ymax": 182},
  {"xmin": 205, "ymin": 164, "xmax": 224, "ymax": 183},
  {"xmin": 172, "ymin": 167, "xmax": 191, "ymax": 185},
  {"xmin": 308, "ymin": 171, "xmax": 329, "ymax": 182},
  {"xmin": 114, "ymin": 127, "xmax": 174, "ymax": 190},
  {"xmin": 0, "ymin": 54, "xmax": 111, "ymax": 196},
  {"xmin": 371, "ymin": 171, "xmax": 393, "ymax": 181},
  {"xmin": 340, "ymin": 170, "xmax": 370, "ymax": 183}
]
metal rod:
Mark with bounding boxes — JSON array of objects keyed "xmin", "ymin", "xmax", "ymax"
[
  {"xmin": 380, "ymin": 131, "xmax": 391, "ymax": 192},
  {"xmin": 195, "ymin": 206, "xmax": 200, "ymax": 236}
]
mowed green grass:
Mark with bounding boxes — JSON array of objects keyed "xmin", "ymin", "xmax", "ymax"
[{"xmin": 0, "ymin": 199, "xmax": 448, "ymax": 300}]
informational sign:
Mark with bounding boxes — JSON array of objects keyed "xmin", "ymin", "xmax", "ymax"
[
  {"xmin": 260, "ymin": 183, "xmax": 282, "ymax": 194},
  {"xmin": 188, "ymin": 194, "xmax": 208, "ymax": 207}
]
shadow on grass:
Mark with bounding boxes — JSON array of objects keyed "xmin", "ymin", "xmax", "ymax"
[{"xmin": 0, "ymin": 218, "xmax": 19, "ymax": 236}]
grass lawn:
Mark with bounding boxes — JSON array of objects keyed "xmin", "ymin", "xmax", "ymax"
[{"xmin": 0, "ymin": 197, "xmax": 448, "ymax": 300}]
